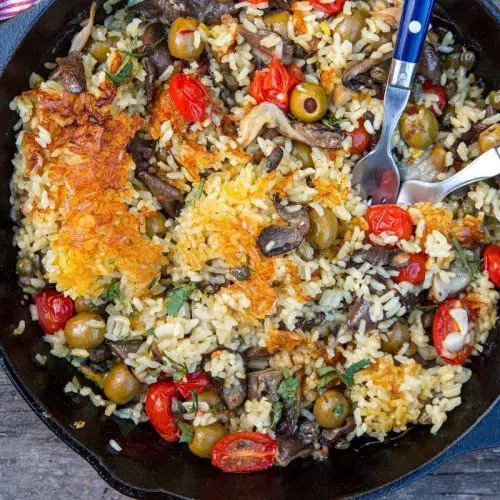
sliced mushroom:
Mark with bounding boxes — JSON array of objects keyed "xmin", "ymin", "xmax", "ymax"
[
  {"xmin": 239, "ymin": 103, "xmax": 345, "ymax": 149},
  {"xmin": 351, "ymin": 247, "xmax": 410, "ymax": 269},
  {"xmin": 70, "ymin": 1, "xmax": 97, "ymax": 53},
  {"xmin": 129, "ymin": 0, "xmax": 184, "ymax": 24},
  {"xmin": 343, "ymin": 297, "xmax": 377, "ymax": 332},
  {"xmin": 128, "ymin": 135, "xmax": 155, "ymax": 172},
  {"xmin": 276, "ymin": 370, "xmax": 303, "ymax": 437},
  {"xmin": 342, "ymin": 52, "xmax": 393, "ymax": 92},
  {"xmin": 257, "ymin": 194, "xmax": 310, "ymax": 257},
  {"xmin": 417, "ymin": 43, "xmax": 442, "ymax": 81},
  {"xmin": 222, "ymin": 378, "xmax": 247, "ymax": 410},
  {"xmin": 294, "ymin": 312, "xmax": 326, "ymax": 331},
  {"xmin": 247, "ymin": 368, "xmax": 283, "ymax": 401},
  {"xmin": 137, "ymin": 171, "xmax": 185, "ymax": 218},
  {"xmin": 319, "ymin": 416, "xmax": 355, "ymax": 446},
  {"xmin": 87, "ymin": 345, "xmax": 111, "ymax": 363},
  {"xmin": 108, "ymin": 341, "xmax": 142, "ymax": 361},
  {"xmin": 275, "ymin": 436, "xmax": 314, "ymax": 467},
  {"xmin": 49, "ymin": 52, "xmax": 86, "ymax": 94},
  {"xmin": 430, "ymin": 259, "xmax": 471, "ymax": 303},
  {"xmin": 239, "ymin": 27, "xmax": 294, "ymax": 66},
  {"xmin": 267, "ymin": 146, "xmax": 284, "ymax": 172},
  {"xmin": 142, "ymin": 23, "xmax": 172, "ymax": 76},
  {"xmin": 244, "ymin": 346, "xmax": 270, "ymax": 360}
]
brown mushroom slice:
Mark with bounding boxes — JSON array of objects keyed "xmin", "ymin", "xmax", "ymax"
[
  {"xmin": 128, "ymin": 134, "xmax": 155, "ymax": 172},
  {"xmin": 417, "ymin": 43, "xmax": 442, "ymax": 81},
  {"xmin": 294, "ymin": 312, "xmax": 326, "ymax": 331},
  {"xmin": 247, "ymin": 368, "xmax": 283, "ymax": 400},
  {"xmin": 70, "ymin": 1, "xmax": 97, "ymax": 53},
  {"xmin": 342, "ymin": 51, "xmax": 393, "ymax": 91},
  {"xmin": 239, "ymin": 103, "xmax": 345, "ymax": 149},
  {"xmin": 137, "ymin": 171, "xmax": 185, "ymax": 218},
  {"xmin": 221, "ymin": 378, "xmax": 247, "ymax": 410},
  {"xmin": 108, "ymin": 340, "xmax": 143, "ymax": 361},
  {"xmin": 343, "ymin": 297, "xmax": 377, "ymax": 332},
  {"xmin": 239, "ymin": 27, "xmax": 294, "ymax": 66},
  {"xmin": 319, "ymin": 416, "xmax": 355, "ymax": 446},
  {"xmin": 276, "ymin": 370, "xmax": 303, "ymax": 437},
  {"xmin": 49, "ymin": 52, "xmax": 87, "ymax": 94},
  {"xmin": 275, "ymin": 436, "xmax": 314, "ymax": 467},
  {"xmin": 142, "ymin": 23, "xmax": 172, "ymax": 75},
  {"xmin": 351, "ymin": 247, "xmax": 410, "ymax": 269}
]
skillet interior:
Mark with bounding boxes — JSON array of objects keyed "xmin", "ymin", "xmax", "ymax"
[{"xmin": 0, "ymin": 0, "xmax": 498, "ymax": 497}]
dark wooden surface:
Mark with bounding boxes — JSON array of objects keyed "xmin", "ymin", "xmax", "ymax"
[{"xmin": 0, "ymin": 369, "xmax": 499, "ymax": 499}]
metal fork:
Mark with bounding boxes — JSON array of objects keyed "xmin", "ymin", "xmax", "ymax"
[{"xmin": 352, "ymin": 0, "xmax": 437, "ymax": 205}]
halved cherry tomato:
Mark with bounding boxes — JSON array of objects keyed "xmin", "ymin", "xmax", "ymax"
[
  {"xmin": 484, "ymin": 245, "xmax": 500, "ymax": 287},
  {"xmin": 309, "ymin": 0, "xmax": 346, "ymax": 15},
  {"xmin": 366, "ymin": 205, "xmax": 414, "ymax": 244},
  {"xmin": 211, "ymin": 432, "xmax": 277, "ymax": 473},
  {"xmin": 393, "ymin": 253, "xmax": 427, "ymax": 285},
  {"xmin": 35, "ymin": 289, "xmax": 74, "ymax": 334},
  {"xmin": 169, "ymin": 73, "xmax": 210, "ymax": 122},
  {"xmin": 145, "ymin": 382, "xmax": 180, "ymax": 442},
  {"xmin": 348, "ymin": 121, "xmax": 371, "ymax": 155},
  {"xmin": 433, "ymin": 299, "xmax": 475, "ymax": 365},
  {"xmin": 422, "ymin": 80, "xmax": 446, "ymax": 112},
  {"xmin": 174, "ymin": 370, "xmax": 211, "ymax": 399},
  {"xmin": 249, "ymin": 57, "xmax": 303, "ymax": 112}
]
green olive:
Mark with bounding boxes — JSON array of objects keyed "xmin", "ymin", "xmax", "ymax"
[
  {"xmin": 16, "ymin": 257, "xmax": 35, "ymax": 276},
  {"xmin": 292, "ymin": 141, "xmax": 314, "ymax": 168},
  {"xmin": 74, "ymin": 297, "xmax": 106, "ymax": 315},
  {"xmin": 145, "ymin": 212, "xmax": 166, "ymax": 238},
  {"xmin": 168, "ymin": 17, "xmax": 205, "ymax": 61},
  {"xmin": 88, "ymin": 40, "xmax": 113, "ymax": 64},
  {"xmin": 197, "ymin": 389, "xmax": 222, "ymax": 407},
  {"xmin": 381, "ymin": 321, "xmax": 410, "ymax": 354},
  {"xmin": 263, "ymin": 11, "xmax": 290, "ymax": 38},
  {"xmin": 460, "ymin": 50, "xmax": 476, "ymax": 71},
  {"xmin": 488, "ymin": 90, "xmax": 500, "ymax": 111},
  {"xmin": 313, "ymin": 390, "xmax": 350, "ymax": 429},
  {"xmin": 333, "ymin": 9, "xmax": 367, "ymax": 43},
  {"xmin": 64, "ymin": 312, "xmax": 106, "ymax": 349},
  {"xmin": 188, "ymin": 422, "xmax": 227, "ymax": 458},
  {"xmin": 399, "ymin": 105, "xmax": 439, "ymax": 149},
  {"xmin": 479, "ymin": 123, "xmax": 500, "ymax": 153},
  {"xmin": 307, "ymin": 207, "xmax": 339, "ymax": 250},
  {"xmin": 290, "ymin": 83, "xmax": 328, "ymax": 123},
  {"xmin": 444, "ymin": 80, "xmax": 457, "ymax": 100},
  {"xmin": 103, "ymin": 363, "xmax": 143, "ymax": 405}
]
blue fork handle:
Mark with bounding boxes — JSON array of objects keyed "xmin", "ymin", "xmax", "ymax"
[{"xmin": 394, "ymin": 0, "xmax": 437, "ymax": 64}]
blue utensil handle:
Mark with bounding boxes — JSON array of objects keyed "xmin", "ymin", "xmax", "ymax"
[{"xmin": 394, "ymin": 0, "xmax": 437, "ymax": 64}]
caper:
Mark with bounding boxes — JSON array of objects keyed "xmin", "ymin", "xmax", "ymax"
[
  {"xmin": 445, "ymin": 52, "xmax": 461, "ymax": 70},
  {"xmin": 460, "ymin": 50, "xmax": 476, "ymax": 71},
  {"xmin": 307, "ymin": 207, "xmax": 339, "ymax": 250},
  {"xmin": 188, "ymin": 422, "xmax": 227, "ymax": 458},
  {"xmin": 333, "ymin": 9, "xmax": 367, "ymax": 43},
  {"xmin": 197, "ymin": 389, "xmax": 222, "ymax": 407},
  {"xmin": 399, "ymin": 105, "xmax": 439, "ymax": 149},
  {"xmin": 292, "ymin": 141, "xmax": 314, "ymax": 168},
  {"xmin": 488, "ymin": 90, "xmax": 500, "ymax": 111},
  {"xmin": 444, "ymin": 80, "xmax": 457, "ymax": 100},
  {"xmin": 145, "ymin": 212, "xmax": 166, "ymax": 238},
  {"xmin": 74, "ymin": 297, "xmax": 106, "ymax": 315},
  {"xmin": 369, "ymin": 66, "xmax": 388, "ymax": 84},
  {"xmin": 103, "ymin": 363, "xmax": 143, "ymax": 405},
  {"xmin": 381, "ymin": 321, "xmax": 410, "ymax": 354},
  {"xmin": 168, "ymin": 17, "xmax": 205, "ymax": 61},
  {"xmin": 263, "ymin": 11, "xmax": 290, "ymax": 38},
  {"xmin": 16, "ymin": 257, "xmax": 35, "ymax": 276},
  {"xmin": 89, "ymin": 40, "xmax": 113, "ymax": 64},
  {"xmin": 64, "ymin": 312, "xmax": 106, "ymax": 349},
  {"xmin": 313, "ymin": 390, "xmax": 350, "ymax": 429},
  {"xmin": 478, "ymin": 123, "xmax": 500, "ymax": 154},
  {"xmin": 290, "ymin": 83, "xmax": 328, "ymax": 123}
]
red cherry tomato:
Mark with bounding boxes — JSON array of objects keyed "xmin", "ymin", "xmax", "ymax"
[
  {"xmin": 249, "ymin": 57, "xmax": 303, "ymax": 112},
  {"xmin": 174, "ymin": 370, "xmax": 211, "ymax": 399},
  {"xmin": 169, "ymin": 73, "xmax": 210, "ymax": 122},
  {"xmin": 484, "ymin": 245, "xmax": 500, "ymax": 287},
  {"xmin": 34, "ymin": 289, "xmax": 74, "ymax": 334},
  {"xmin": 433, "ymin": 299, "xmax": 475, "ymax": 365},
  {"xmin": 309, "ymin": 0, "xmax": 346, "ymax": 15},
  {"xmin": 422, "ymin": 80, "xmax": 446, "ymax": 112},
  {"xmin": 211, "ymin": 432, "xmax": 277, "ymax": 473},
  {"xmin": 145, "ymin": 382, "xmax": 180, "ymax": 442},
  {"xmin": 366, "ymin": 205, "xmax": 414, "ymax": 244},
  {"xmin": 393, "ymin": 253, "xmax": 427, "ymax": 285},
  {"xmin": 349, "ymin": 121, "xmax": 371, "ymax": 155}
]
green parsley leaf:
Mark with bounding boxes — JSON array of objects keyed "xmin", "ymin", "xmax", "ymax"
[
  {"xmin": 148, "ymin": 276, "xmax": 159, "ymax": 290},
  {"xmin": 190, "ymin": 390, "xmax": 199, "ymax": 417},
  {"xmin": 317, "ymin": 359, "xmax": 371, "ymax": 389},
  {"xmin": 165, "ymin": 283, "xmax": 196, "ymax": 317},
  {"xmin": 146, "ymin": 327, "xmax": 156, "ymax": 337},
  {"xmin": 452, "ymin": 237, "xmax": 479, "ymax": 285},
  {"xmin": 277, "ymin": 372, "xmax": 299, "ymax": 402},
  {"xmin": 321, "ymin": 113, "xmax": 348, "ymax": 130},
  {"xmin": 101, "ymin": 280, "xmax": 121, "ymax": 302},
  {"xmin": 176, "ymin": 420, "xmax": 194, "ymax": 443},
  {"xmin": 332, "ymin": 404, "xmax": 345, "ymax": 417},
  {"xmin": 185, "ymin": 179, "xmax": 206, "ymax": 207},
  {"xmin": 414, "ymin": 304, "xmax": 438, "ymax": 313},
  {"xmin": 271, "ymin": 401, "xmax": 283, "ymax": 429},
  {"xmin": 164, "ymin": 354, "xmax": 188, "ymax": 381},
  {"xmin": 105, "ymin": 58, "xmax": 134, "ymax": 86}
]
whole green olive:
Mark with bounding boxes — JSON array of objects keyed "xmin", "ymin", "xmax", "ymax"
[
  {"xmin": 145, "ymin": 212, "xmax": 166, "ymax": 238},
  {"xmin": 16, "ymin": 257, "xmax": 35, "ymax": 276},
  {"xmin": 488, "ymin": 90, "xmax": 500, "ymax": 111},
  {"xmin": 381, "ymin": 321, "xmax": 411, "ymax": 354},
  {"xmin": 290, "ymin": 83, "xmax": 328, "ymax": 123},
  {"xmin": 103, "ymin": 363, "xmax": 143, "ymax": 405},
  {"xmin": 263, "ymin": 11, "xmax": 290, "ymax": 38},
  {"xmin": 460, "ymin": 50, "xmax": 476, "ymax": 71},
  {"xmin": 479, "ymin": 123, "xmax": 500, "ymax": 153},
  {"xmin": 188, "ymin": 422, "xmax": 228, "ymax": 458},
  {"xmin": 197, "ymin": 389, "xmax": 222, "ymax": 407},
  {"xmin": 64, "ymin": 312, "xmax": 106, "ymax": 349},
  {"xmin": 333, "ymin": 9, "xmax": 367, "ymax": 43},
  {"xmin": 313, "ymin": 390, "xmax": 350, "ymax": 429},
  {"xmin": 307, "ymin": 207, "xmax": 339, "ymax": 250},
  {"xmin": 399, "ymin": 105, "xmax": 439, "ymax": 149},
  {"xmin": 168, "ymin": 17, "xmax": 205, "ymax": 62},
  {"xmin": 292, "ymin": 141, "xmax": 314, "ymax": 168}
]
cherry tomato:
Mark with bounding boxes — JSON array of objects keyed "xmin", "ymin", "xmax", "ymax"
[
  {"xmin": 249, "ymin": 57, "xmax": 303, "ymax": 112},
  {"xmin": 174, "ymin": 370, "xmax": 211, "ymax": 399},
  {"xmin": 35, "ymin": 289, "xmax": 74, "ymax": 334},
  {"xmin": 145, "ymin": 382, "xmax": 180, "ymax": 442},
  {"xmin": 309, "ymin": 0, "xmax": 346, "ymax": 15},
  {"xmin": 349, "ymin": 121, "xmax": 371, "ymax": 155},
  {"xmin": 484, "ymin": 245, "xmax": 500, "ymax": 287},
  {"xmin": 211, "ymin": 432, "xmax": 277, "ymax": 473},
  {"xmin": 393, "ymin": 253, "xmax": 427, "ymax": 285},
  {"xmin": 433, "ymin": 299, "xmax": 475, "ymax": 365},
  {"xmin": 422, "ymin": 80, "xmax": 446, "ymax": 112},
  {"xmin": 169, "ymin": 73, "xmax": 210, "ymax": 122},
  {"xmin": 366, "ymin": 205, "xmax": 414, "ymax": 244}
]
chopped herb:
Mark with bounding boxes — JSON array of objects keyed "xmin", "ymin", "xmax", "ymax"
[
  {"xmin": 107, "ymin": 258, "xmax": 115, "ymax": 265},
  {"xmin": 176, "ymin": 419, "xmax": 194, "ymax": 443},
  {"xmin": 148, "ymin": 276, "xmax": 159, "ymax": 290},
  {"xmin": 190, "ymin": 390, "xmax": 199, "ymax": 416},
  {"xmin": 164, "ymin": 354, "xmax": 188, "ymax": 381},
  {"xmin": 146, "ymin": 327, "xmax": 156, "ymax": 337},
  {"xmin": 105, "ymin": 58, "xmax": 134, "ymax": 86},
  {"xmin": 277, "ymin": 371, "xmax": 299, "ymax": 402},
  {"xmin": 322, "ymin": 114, "xmax": 348, "ymax": 130},
  {"xmin": 165, "ymin": 283, "xmax": 196, "ymax": 317},
  {"xmin": 101, "ymin": 280, "xmax": 121, "ymax": 302},
  {"xmin": 317, "ymin": 359, "xmax": 371, "ymax": 389},
  {"xmin": 452, "ymin": 237, "xmax": 479, "ymax": 285},
  {"xmin": 415, "ymin": 304, "xmax": 438, "ymax": 313},
  {"xmin": 185, "ymin": 179, "xmax": 206, "ymax": 207},
  {"xmin": 271, "ymin": 401, "xmax": 283, "ymax": 429},
  {"xmin": 332, "ymin": 404, "xmax": 345, "ymax": 417}
]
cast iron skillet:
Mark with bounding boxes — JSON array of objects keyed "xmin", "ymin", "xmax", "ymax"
[{"xmin": 0, "ymin": 1, "xmax": 499, "ymax": 497}]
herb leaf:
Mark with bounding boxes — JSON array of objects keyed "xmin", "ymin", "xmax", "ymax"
[
  {"xmin": 277, "ymin": 371, "xmax": 299, "ymax": 402},
  {"xmin": 414, "ymin": 304, "xmax": 438, "ymax": 313},
  {"xmin": 105, "ymin": 58, "xmax": 134, "ymax": 86},
  {"xmin": 176, "ymin": 419, "xmax": 194, "ymax": 443},
  {"xmin": 317, "ymin": 359, "xmax": 370, "ymax": 388},
  {"xmin": 101, "ymin": 280, "xmax": 121, "ymax": 302},
  {"xmin": 321, "ymin": 113, "xmax": 348, "ymax": 130},
  {"xmin": 185, "ymin": 179, "xmax": 206, "ymax": 207},
  {"xmin": 148, "ymin": 276, "xmax": 159, "ymax": 290},
  {"xmin": 452, "ymin": 237, "xmax": 479, "ymax": 285},
  {"xmin": 332, "ymin": 404, "xmax": 345, "ymax": 417},
  {"xmin": 165, "ymin": 283, "xmax": 196, "ymax": 317},
  {"xmin": 163, "ymin": 354, "xmax": 188, "ymax": 381},
  {"xmin": 190, "ymin": 390, "xmax": 199, "ymax": 417},
  {"xmin": 271, "ymin": 401, "xmax": 283, "ymax": 429}
]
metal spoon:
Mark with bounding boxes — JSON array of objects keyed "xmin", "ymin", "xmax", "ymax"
[
  {"xmin": 352, "ymin": 0, "xmax": 436, "ymax": 204},
  {"xmin": 397, "ymin": 146, "xmax": 500, "ymax": 204}
]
